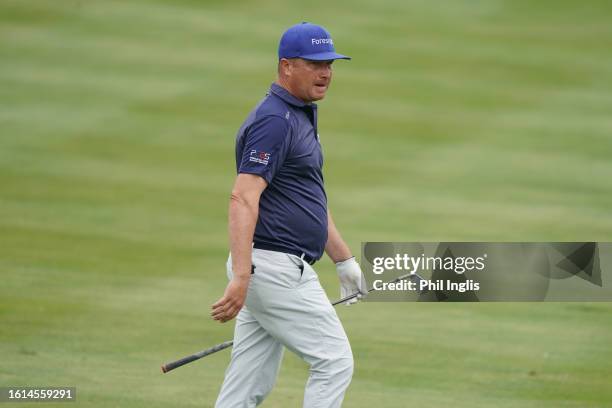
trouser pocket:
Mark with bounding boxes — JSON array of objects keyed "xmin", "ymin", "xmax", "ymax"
[
  {"xmin": 285, "ymin": 253, "xmax": 305, "ymax": 277},
  {"xmin": 251, "ymin": 249, "xmax": 305, "ymax": 289}
]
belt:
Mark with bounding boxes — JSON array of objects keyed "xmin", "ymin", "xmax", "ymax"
[{"xmin": 253, "ymin": 242, "xmax": 317, "ymax": 265}]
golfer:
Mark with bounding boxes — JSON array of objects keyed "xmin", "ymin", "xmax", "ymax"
[{"xmin": 212, "ymin": 22, "xmax": 367, "ymax": 408}]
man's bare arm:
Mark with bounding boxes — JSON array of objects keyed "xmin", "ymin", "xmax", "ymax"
[
  {"xmin": 211, "ymin": 173, "xmax": 267, "ymax": 323},
  {"xmin": 326, "ymin": 209, "xmax": 367, "ymax": 304},
  {"xmin": 325, "ymin": 209, "xmax": 352, "ymax": 263}
]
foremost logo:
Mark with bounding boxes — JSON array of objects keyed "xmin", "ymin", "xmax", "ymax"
[{"xmin": 311, "ymin": 38, "xmax": 333, "ymax": 45}]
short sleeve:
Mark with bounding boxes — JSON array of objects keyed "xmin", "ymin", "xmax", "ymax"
[{"xmin": 238, "ymin": 115, "xmax": 290, "ymax": 184}]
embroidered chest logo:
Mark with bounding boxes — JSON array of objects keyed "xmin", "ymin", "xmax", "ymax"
[{"xmin": 249, "ymin": 149, "xmax": 270, "ymax": 165}]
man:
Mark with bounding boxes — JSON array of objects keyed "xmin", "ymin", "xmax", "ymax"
[{"xmin": 211, "ymin": 22, "xmax": 367, "ymax": 408}]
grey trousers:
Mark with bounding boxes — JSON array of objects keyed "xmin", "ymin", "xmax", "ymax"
[{"xmin": 215, "ymin": 249, "xmax": 354, "ymax": 408}]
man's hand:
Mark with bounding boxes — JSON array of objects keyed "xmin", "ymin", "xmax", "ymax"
[
  {"xmin": 211, "ymin": 276, "xmax": 250, "ymax": 323},
  {"xmin": 336, "ymin": 257, "xmax": 368, "ymax": 305}
]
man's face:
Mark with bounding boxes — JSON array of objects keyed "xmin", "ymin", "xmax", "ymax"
[{"xmin": 282, "ymin": 58, "xmax": 334, "ymax": 103}]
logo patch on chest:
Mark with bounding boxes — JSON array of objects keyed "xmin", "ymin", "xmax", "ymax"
[{"xmin": 249, "ymin": 149, "xmax": 271, "ymax": 165}]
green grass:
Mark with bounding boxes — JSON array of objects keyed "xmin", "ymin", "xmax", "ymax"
[{"xmin": 1, "ymin": 0, "xmax": 612, "ymax": 406}]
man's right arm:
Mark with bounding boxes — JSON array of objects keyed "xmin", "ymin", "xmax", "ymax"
[{"xmin": 211, "ymin": 173, "xmax": 267, "ymax": 323}]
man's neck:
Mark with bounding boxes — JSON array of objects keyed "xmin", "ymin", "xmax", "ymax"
[{"xmin": 275, "ymin": 80, "xmax": 310, "ymax": 104}]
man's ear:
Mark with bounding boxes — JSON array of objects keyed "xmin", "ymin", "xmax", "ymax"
[{"xmin": 279, "ymin": 58, "xmax": 292, "ymax": 77}]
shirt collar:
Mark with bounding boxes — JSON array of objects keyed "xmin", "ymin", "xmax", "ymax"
[{"xmin": 269, "ymin": 83, "xmax": 317, "ymax": 110}]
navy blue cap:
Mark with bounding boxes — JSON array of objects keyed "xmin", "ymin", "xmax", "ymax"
[{"xmin": 278, "ymin": 22, "xmax": 351, "ymax": 61}]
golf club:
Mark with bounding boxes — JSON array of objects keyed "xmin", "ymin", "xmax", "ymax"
[{"xmin": 161, "ymin": 272, "xmax": 426, "ymax": 373}]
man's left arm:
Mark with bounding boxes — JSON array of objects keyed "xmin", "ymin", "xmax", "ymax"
[
  {"xmin": 325, "ymin": 209, "xmax": 352, "ymax": 263},
  {"xmin": 325, "ymin": 209, "xmax": 368, "ymax": 304}
]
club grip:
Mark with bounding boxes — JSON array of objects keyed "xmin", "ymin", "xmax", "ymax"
[
  {"xmin": 161, "ymin": 354, "xmax": 200, "ymax": 373},
  {"xmin": 161, "ymin": 341, "xmax": 234, "ymax": 373}
]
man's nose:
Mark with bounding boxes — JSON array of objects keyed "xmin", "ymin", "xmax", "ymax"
[{"xmin": 319, "ymin": 65, "xmax": 331, "ymax": 78}]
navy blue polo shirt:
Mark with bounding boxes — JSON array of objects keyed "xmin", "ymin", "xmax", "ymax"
[{"xmin": 235, "ymin": 83, "xmax": 327, "ymax": 261}]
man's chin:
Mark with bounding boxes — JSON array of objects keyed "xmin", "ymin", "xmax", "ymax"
[{"xmin": 311, "ymin": 92, "xmax": 327, "ymax": 101}]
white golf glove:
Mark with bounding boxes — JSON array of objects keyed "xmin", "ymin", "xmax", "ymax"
[{"xmin": 336, "ymin": 257, "xmax": 368, "ymax": 305}]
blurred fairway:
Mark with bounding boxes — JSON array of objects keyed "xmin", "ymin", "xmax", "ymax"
[{"xmin": 2, "ymin": 0, "xmax": 612, "ymax": 407}]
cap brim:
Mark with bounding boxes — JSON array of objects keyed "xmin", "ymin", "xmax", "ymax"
[{"xmin": 300, "ymin": 51, "xmax": 351, "ymax": 61}]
